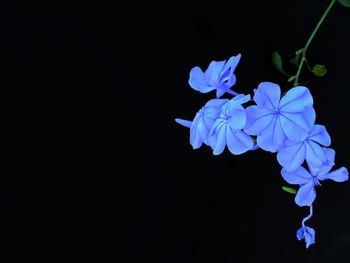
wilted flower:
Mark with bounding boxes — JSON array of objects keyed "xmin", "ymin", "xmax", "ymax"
[{"xmin": 188, "ymin": 54, "xmax": 241, "ymax": 98}]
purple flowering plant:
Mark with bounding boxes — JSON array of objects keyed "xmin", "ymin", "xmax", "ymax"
[{"xmin": 176, "ymin": 0, "xmax": 350, "ymax": 248}]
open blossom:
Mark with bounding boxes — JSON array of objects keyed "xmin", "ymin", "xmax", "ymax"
[
  {"xmin": 244, "ymin": 82, "xmax": 315, "ymax": 152},
  {"xmin": 188, "ymin": 54, "xmax": 241, "ymax": 98},
  {"xmin": 281, "ymin": 148, "xmax": 349, "ymax": 207},
  {"xmin": 208, "ymin": 94, "xmax": 254, "ymax": 155},
  {"xmin": 277, "ymin": 124, "xmax": 331, "ymax": 172}
]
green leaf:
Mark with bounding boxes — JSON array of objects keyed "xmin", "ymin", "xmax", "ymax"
[
  {"xmin": 295, "ymin": 48, "xmax": 304, "ymax": 56},
  {"xmin": 287, "ymin": 76, "xmax": 296, "ymax": 82},
  {"xmin": 312, "ymin": 64, "xmax": 327, "ymax": 77},
  {"xmin": 272, "ymin": 51, "xmax": 290, "ymax": 76},
  {"xmin": 289, "ymin": 55, "xmax": 299, "ymax": 67},
  {"xmin": 338, "ymin": 0, "xmax": 350, "ymax": 8},
  {"xmin": 282, "ymin": 186, "xmax": 297, "ymax": 194}
]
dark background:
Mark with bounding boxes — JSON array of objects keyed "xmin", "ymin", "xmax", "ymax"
[{"xmin": 2, "ymin": 0, "xmax": 350, "ymax": 262}]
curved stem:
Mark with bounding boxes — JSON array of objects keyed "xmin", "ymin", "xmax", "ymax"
[{"xmin": 293, "ymin": 0, "xmax": 337, "ymax": 86}]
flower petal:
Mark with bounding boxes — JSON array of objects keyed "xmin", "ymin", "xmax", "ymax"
[
  {"xmin": 226, "ymin": 129, "xmax": 254, "ymax": 155},
  {"xmin": 319, "ymin": 167, "xmax": 349, "ymax": 182},
  {"xmin": 295, "ymin": 182, "xmax": 316, "ymax": 207},
  {"xmin": 279, "ymin": 86, "xmax": 313, "ymax": 112},
  {"xmin": 281, "ymin": 166, "xmax": 312, "ymax": 185},
  {"xmin": 257, "ymin": 115, "xmax": 286, "ymax": 152},
  {"xmin": 309, "ymin": 148, "xmax": 335, "ymax": 176},
  {"xmin": 175, "ymin": 118, "xmax": 192, "ymax": 128},
  {"xmin": 277, "ymin": 142, "xmax": 306, "ymax": 171},
  {"xmin": 253, "ymin": 82, "xmax": 281, "ymax": 110},
  {"xmin": 305, "ymin": 140, "xmax": 327, "ymax": 169},
  {"xmin": 188, "ymin": 67, "xmax": 214, "ymax": 93},
  {"xmin": 244, "ymin": 106, "xmax": 274, "ymax": 136},
  {"xmin": 308, "ymin": 124, "xmax": 331, "ymax": 147},
  {"xmin": 204, "ymin": 60, "xmax": 226, "ymax": 87},
  {"xmin": 280, "ymin": 108, "xmax": 315, "ymax": 142},
  {"xmin": 219, "ymin": 54, "xmax": 241, "ymax": 87}
]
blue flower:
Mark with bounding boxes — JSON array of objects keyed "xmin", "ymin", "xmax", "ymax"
[
  {"xmin": 188, "ymin": 54, "xmax": 241, "ymax": 98},
  {"xmin": 281, "ymin": 148, "xmax": 349, "ymax": 207},
  {"xmin": 297, "ymin": 225, "xmax": 315, "ymax": 249},
  {"xmin": 297, "ymin": 205, "xmax": 315, "ymax": 249},
  {"xmin": 277, "ymin": 124, "xmax": 331, "ymax": 171},
  {"xmin": 244, "ymin": 82, "xmax": 315, "ymax": 152},
  {"xmin": 208, "ymin": 94, "xmax": 254, "ymax": 155},
  {"xmin": 175, "ymin": 99, "xmax": 228, "ymax": 149}
]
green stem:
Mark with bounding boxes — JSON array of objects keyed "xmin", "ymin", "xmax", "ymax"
[{"xmin": 293, "ymin": 0, "xmax": 337, "ymax": 86}]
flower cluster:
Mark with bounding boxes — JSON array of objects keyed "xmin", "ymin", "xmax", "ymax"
[{"xmin": 176, "ymin": 54, "xmax": 348, "ymax": 248}]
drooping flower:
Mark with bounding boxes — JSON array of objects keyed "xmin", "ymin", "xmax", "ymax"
[
  {"xmin": 281, "ymin": 148, "xmax": 349, "ymax": 207},
  {"xmin": 175, "ymin": 99, "xmax": 228, "ymax": 149},
  {"xmin": 208, "ymin": 94, "xmax": 254, "ymax": 155},
  {"xmin": 297, "ymin": 225, "xmax": 316, "ymax": 249},
  {"xmin": 297, "ymin": 205, "xmax": 315, "ymax": 249},
  {"xmin": 244, "ymin": 82, "xmax": 315, "ymax": 152},
  {"xmin": 188, "ymin": 54, "xmax": 241, "ymax": 98},
  {"xmin": 277, "ymin": 124, "xmax": 331, "ymax": 172}
]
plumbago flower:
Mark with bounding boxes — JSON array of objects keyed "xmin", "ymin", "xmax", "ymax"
[
  {"xmin": 176, "ymin": 94, "xmax": 254, "ymax": 155},
  {"xmin": 208, "ymin": 94, "xmax": 254, "ymax": 155},
  {"xmin": 189, "ymin": 54, "xmax": 241, "ymax": 98},
  {"xmin": 277, "ymin": 124, "xmax": 331, "ymax": 172},
  {"xmin": 297, "ymin": 205, "xmax": 316, "ymax": 249},
  {"xmin": 176, "ymin": 53, "xmax": 348, "ymax": 248},
  {"xmin": 244, "ymin": 82, "xmax": 315, "ymax": 152},
  {"xmin": 281, "ymin": 148, "xmax": 349, "ymax": 207},
  {"xmin": 175, "ymin": 99, "xmax": 228, "ymax": 149}
]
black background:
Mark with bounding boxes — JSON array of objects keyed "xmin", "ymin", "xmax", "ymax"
[{"xmin": 2, "ymin": 1, "xmax": 350, "ymax": 262}]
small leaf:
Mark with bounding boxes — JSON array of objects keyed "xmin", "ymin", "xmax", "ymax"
[
  {"xmin": 272, "ymin": 51, "xmax": 290, "ymax": 76},
  {"xmin": 312, "ymin": 64, "xmax": 327, "ymax": 77},
  {"xmin": 290, "ymin": 55, "xmax": 299, "ymax": 67},
  {"xmin": 288, "ymin": 76, "xmax": 296, "ymax": 82},
  {"xmin": 295, "ymin": 48, "xmax": 304, "ymax": 55},
  {"xmin": 338, "ymin": 0, "xmax": 350, "ymax": 8},
  {"xmin": 282, "ymin": 186, "xmax": 297, "ymax": 194}
]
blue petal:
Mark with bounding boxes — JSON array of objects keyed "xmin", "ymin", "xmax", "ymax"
[
  {"xmin": 175, "ymin": 118, "xmax": 192, "ymax": 128},
  {"xmin": 204, "ymin": 60, "xmax": 226, "ymax": 87},
  {"xmin": 305, "ymin": 140, "xmax": 327, "ymax": 169},
  {"xmin": 308, "ymin": 124, "xmax": 331, "ymax": 146},
  {"xmin": 221, "ymin": 54, "xmax": 241, "ymax": 79},
  {"xmin": 309, "ymin": 148, "xmax": 335, "ymax": 176},
  {"xmin": 319, "ymin": 167, "xmax": 349, "ymax": 182},
  {"xmin": 190, "ymin": 114, "xmax": 205, "ymax": 149},
  {"xmin": 244, "ymin": 106, "xmax": 274, "ymax": 136},
  {"xmin": 219, "ymin": 54, "xmax": 241, "ymax": 88},
  {"xmin": 208, "ymin": 120, "xmax": 227, "ymax": 155},
  {"xmin": 205, "ymin": 98, "xmax": 228, "ymax": 108},
  {"xmin": 226, "ymin": 129, "xmax": 254, "ymax": 155},
  {"xmin": 277, "ymin": 142, "xmax": 306, "ymax": 171},
  {"xmin": 216, "ymin": 89, "xmax": 226, "ymax": 98},
  {"xmin": 295, "ymin": 182, "xmax": 316, "ymax": 207},
  {"xmin": 228, "ymin": 108, "xmax": 246, "ymax": 130},
  {"xmin": 281, "ymin": 166, "xmax": 312, "ymax": 185},
  {"xmin": 279, "ymin": 86, "xmax": 313, "ymax": 112},
  {"xmin": 211, "ymin": 123, "xmax": 227, "ymax": 155},
  {"xmin": 280, "ymin": 108, "xmax": 315, "ymax": 142},
  {"xmin": 256, "ymin": 115, "xmax": 286, "ymax": 152},
  {"xmin": 253, "ymin": 82, "xmax": 281, "ymax": 110},
  {"xmin": 189, "ymin": 67, "xmax": 214, "ymax": 93},
  {"xmin": 232, "ymin": 93, "xmax": 251, "ymax": 104}
]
